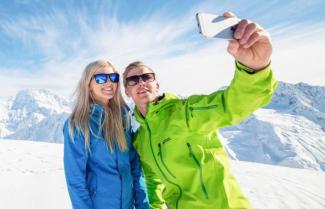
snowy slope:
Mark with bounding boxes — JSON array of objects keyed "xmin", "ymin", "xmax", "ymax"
[
  {"xmin": 7, "ymin": 112, "xmax": 69, "ymax": 143},
  {"xmin": 0, "ymin": 89, "xmax": 71, "ymax": 142},
  {"xmin": 220, "ymin": 82, "xmax": 325, "ymax": 171},
  {"xmin": 221, "ymin": 109, "xmax": 325, "ymax": 171},
  {"xmin": 0, "ymin": 97, "xmax": 11, "ymax": 137},
  {"xmin": 0, "ymin": 139, "xmax": 324, "ymax": 209},
  {"xmin": 0, "ymin": 139, "xmax": 69, "ymax": 209}
]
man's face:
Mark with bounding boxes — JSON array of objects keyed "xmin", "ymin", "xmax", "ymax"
[{"xmin": 124, "ymin": 66, "xmax": 159, "ymax": 106}]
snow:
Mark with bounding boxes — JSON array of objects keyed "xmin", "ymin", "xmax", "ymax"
[
  {"xmin": 0, "ymin": 139, "xmax": 69, "ymax": 209},
  {"xmin": 1, "ymin": 139, "xmax": 324, "ymax": 209},
  {"xmin": 219, "ymin": 81, "xmax": 325, "ymax": 171},
  {"xmin": 0, "ymin": 89, "xmax": 71, "ymax": 142},
  {"xmin": 232, "ymin": 160, "xmax": 325, "ymax": 209},
  {"xmin": 221, "ymin": 109, "xmax": 325, "ymax": 171}
]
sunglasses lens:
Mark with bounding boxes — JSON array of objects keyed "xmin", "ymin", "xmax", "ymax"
[
  {"xmin": 126, "ymin": 73, "xmax": 155, "ymax": 86},
  {"xmin": 126, "ymin": 76, "xmax": 139, "ymax": 86},
  {"xmin": 142, "ymin": 73, "xmax": 155, "ymax": 82},
  {"xmin": 109, "ymin": 73, "xmax": 119, "ymax": 83},
  {"xmin": 94, "ymin": 73, "xmax": 119, "ymax": 84},
  {"xmin": 94, "ymin": 74, "xmax": 107, "ymax": 84}
]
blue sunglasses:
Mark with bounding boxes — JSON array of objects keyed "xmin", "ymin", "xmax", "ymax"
[{"xmin": 93, "ymin": 73, "xmax": 119, "ymax": 84}]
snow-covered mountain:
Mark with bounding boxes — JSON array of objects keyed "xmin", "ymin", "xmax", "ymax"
[
  {"xmin": 0, "ymin": 82, "xmax": 325, "ymax": 171},
  {"xmin": 1, "ymin": 139, "xmax": 324, "ymax": 209},
  {"xmin": 220, "ymin": 82, "xmax": 325, "ymax": 171},
  {"xmin": 0, "ymin": 89, "xmax": 71, "ymax": 143}
]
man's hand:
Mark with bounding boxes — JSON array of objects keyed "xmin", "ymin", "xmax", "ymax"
[{"xmin": 224, "ymin": 12, "xmax": 272, "ymax": 71}]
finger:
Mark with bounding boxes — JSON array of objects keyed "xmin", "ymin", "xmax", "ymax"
[
  {"xmin": 243, "ymin": 31, "xmax": 269, "ymax": 48},
  {"xmin": 234, "ymin": 19, "xmax": 249, "ymax": 39},
  {"xmin": 238, "ymin": 22, "xmax": 258, "ymax": 45},
  {"xmin": 223, "ymin": 11, "xmax": 236, "ymax": 18},
  {"xmin": 227, "ymin": 39, "xmax": 240, "ymax": 56}
]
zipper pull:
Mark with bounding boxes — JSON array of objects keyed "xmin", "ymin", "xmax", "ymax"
[
  {"xmin": 186, "ymin": 143, "xmax": 193, "ymax": 156},
  {"xmin": 158, "ymin": 143, "xmax": 161, "ymax": 156},
  {"xmin": 189, "ymin": 107, "xmax": 194, "ymax": 117}
]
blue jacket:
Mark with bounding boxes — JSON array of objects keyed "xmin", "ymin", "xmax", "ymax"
[{"xmin": 63, "ymin": 104, "xmax": 149, "ymax": 209}]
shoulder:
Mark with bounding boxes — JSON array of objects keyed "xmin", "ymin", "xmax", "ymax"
[
  {"xmin": 131, "ymin": 128, "xmax": 142, "ymax": 149},
  {"xmin": 63, "ymin": 117, "xmax": 71, "ymax": 133},
  {"xmin": 121, "ymin": 104, "xmax": 131, "ymax": 118}
]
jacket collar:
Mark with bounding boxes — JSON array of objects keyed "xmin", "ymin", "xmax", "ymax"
[
  {"xmin": 89, "ymin": 103, "xmax": 106, "ymax": 126},
  {"xmin": 134, "ymin": 92, "xmax": 179, "ymax": 124}
]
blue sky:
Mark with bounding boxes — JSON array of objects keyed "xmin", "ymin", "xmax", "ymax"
[{"xmin": 0, "ymin": 0, "xmax": 324, "ymax": 98}]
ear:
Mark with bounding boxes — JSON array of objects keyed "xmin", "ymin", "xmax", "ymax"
[
  {"xmin": 155, "ymin": 81, "xmax": 160, "ymax": 93},
  {"xmin": 125, "ymin": 87, "xmax": 130, "ymax": 97}
]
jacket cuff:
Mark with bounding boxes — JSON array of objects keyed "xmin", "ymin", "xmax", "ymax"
[
  {"xmin": 235, "ymin": 61, "xmax": 271, "ymax": 74},
  {"xmin": 234, "ymin": 61, "xmax": 274, "ymax": 85}
]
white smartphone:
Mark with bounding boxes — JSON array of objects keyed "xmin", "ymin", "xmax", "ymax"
[{"xmin": 196, "ymin": 12, "xmax": 240, "ymax": 39}]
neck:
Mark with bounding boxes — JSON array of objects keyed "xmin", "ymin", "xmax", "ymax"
[
  {"xmin": 136, "ymin": 103, "xmax": 148, "ymax": 117},
  {"xmin": 136, "ymin": 96, "xmax": 160, "ymax": 117}
]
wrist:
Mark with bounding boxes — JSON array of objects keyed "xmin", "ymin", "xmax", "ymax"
[{"xmin": 236, "ymin": 61, "xmax": 271, "ymax": 74}]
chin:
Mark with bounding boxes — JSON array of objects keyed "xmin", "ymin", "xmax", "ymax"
[
  {"xmin": 103, "ymin": 94, "xmax": 114, "ymax": 98},
  {"xmin": 134, "ymin": 97, "xmax": 148, "ymax": 104},
  {"xmin": 101, "ymin": 96, "xmax": 113, "ymax": 103}
]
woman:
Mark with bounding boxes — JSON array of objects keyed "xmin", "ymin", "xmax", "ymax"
[{"xmin": 63, "ymin": 59, "xmax": 149, "ymax": 209}]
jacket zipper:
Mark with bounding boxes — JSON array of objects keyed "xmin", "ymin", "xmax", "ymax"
[
  {"xmin": 144, "ymin": 119, "xmax": 183, "ymax": 209},
  {"xmin": 189, "ymin": 105, "xmax": 218, "ymax": 117},
  {"xmin": 186, "ymin": 143, "xmax": 209, "ymax": 199},
  {"xmin": 158, "ymin": 143, "xmax": 176, "ymax": 178}
]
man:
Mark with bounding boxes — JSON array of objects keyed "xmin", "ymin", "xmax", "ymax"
[{"xmin": 123, "ymin": 12, "xmax": 277, "ymax": 209}]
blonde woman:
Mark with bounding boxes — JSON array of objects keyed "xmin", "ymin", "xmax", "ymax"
[{"xmin": 63, "ymin": 59, "xmax": 149, "ymax": 209}]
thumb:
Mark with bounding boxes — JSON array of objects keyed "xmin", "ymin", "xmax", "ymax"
[{"xmin": 227, "ymin": 39, "xmax": 239, "ymax": 57}]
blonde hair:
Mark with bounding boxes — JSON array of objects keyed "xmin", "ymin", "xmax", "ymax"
[
  {"xmin": 69, "ymin": 59, "xmax": 129, "ymax": 152},
  {"xmin": 123, "ymin": 61, "xmax": 155, "ymax": 87}
]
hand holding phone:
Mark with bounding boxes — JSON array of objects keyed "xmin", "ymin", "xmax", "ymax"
[
  {"xmin": 197, "ymin": 11, "xmax": 273, "ymax": 70},
  {"xmin": 196, "ymin": 12, "xmax": 240, "ymax": 39}
]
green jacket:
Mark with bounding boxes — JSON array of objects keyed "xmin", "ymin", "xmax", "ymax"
[{"xmin": 133, "ymin": 62, "xmax": 277, "ymax": 209}]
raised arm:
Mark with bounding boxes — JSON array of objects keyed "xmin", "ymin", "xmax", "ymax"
[{"xmin": 185, "ymin": 12, "xmax": 277, "ymax": 133}]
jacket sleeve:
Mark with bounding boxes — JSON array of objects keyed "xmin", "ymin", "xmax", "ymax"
[
  {"xmin": 186, "ymin": 62, "xmax": 278, "ymax": 133},
  {"xmin": 63, "ymin": 120, "xmax": 93, "ymax": 209},
  {"xmin": 132, "ymin": 130, "xmax": 165, "ymax": 209},
  {"xmin": 141, "ymin": 161, "xmax": 165, "ymax": 209},
  {"xmin": 129, "ymin": 129, "xmax": 150, "ymax": 209}
]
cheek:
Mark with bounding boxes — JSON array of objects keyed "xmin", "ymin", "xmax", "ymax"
[
  {"xmin": 127, "ymin": 88, "xmax": 137, "ymax": 98},
  {"xmin": 149, "ymin": 83, "xmax": 158, "ymax": 92},
  {"xmin": 89, "ymin": 81, "xmax": 96, "ymax": 92},
  {"xmin": 113, "ymin": 84, "xmax": 118, "ymax": 92}
]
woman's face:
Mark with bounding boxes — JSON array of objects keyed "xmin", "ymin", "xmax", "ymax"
[{"xmin": 89, "ymin": 67, "xmax": 118, "ymax": 105}]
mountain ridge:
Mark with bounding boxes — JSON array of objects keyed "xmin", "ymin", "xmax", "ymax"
[{"xmin": 1, "ymin": 81, "xmax": 324, "ymax": 171}]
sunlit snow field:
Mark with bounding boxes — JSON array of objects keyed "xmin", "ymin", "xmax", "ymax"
[{"xmin": 1, "ymin": 139, "xmax": 324, "ymax": 209}]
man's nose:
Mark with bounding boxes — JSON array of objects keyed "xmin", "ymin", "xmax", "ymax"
[{"xmin": 137, "ymin": 77, "xmax": 146, "ymax": 85}]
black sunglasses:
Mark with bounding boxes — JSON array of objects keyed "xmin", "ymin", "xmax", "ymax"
[
  {"xmin": 125, "ymin": 73, "xmax": 155, "ymax": 86},
  {"xmin": 93, "ymin": 73, "xmax": 119, "ymax": 84}
]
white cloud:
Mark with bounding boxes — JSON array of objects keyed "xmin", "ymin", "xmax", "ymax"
[{"xmin": 0, "ymin": 1, "xmax": 324, "ymax": 99}]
